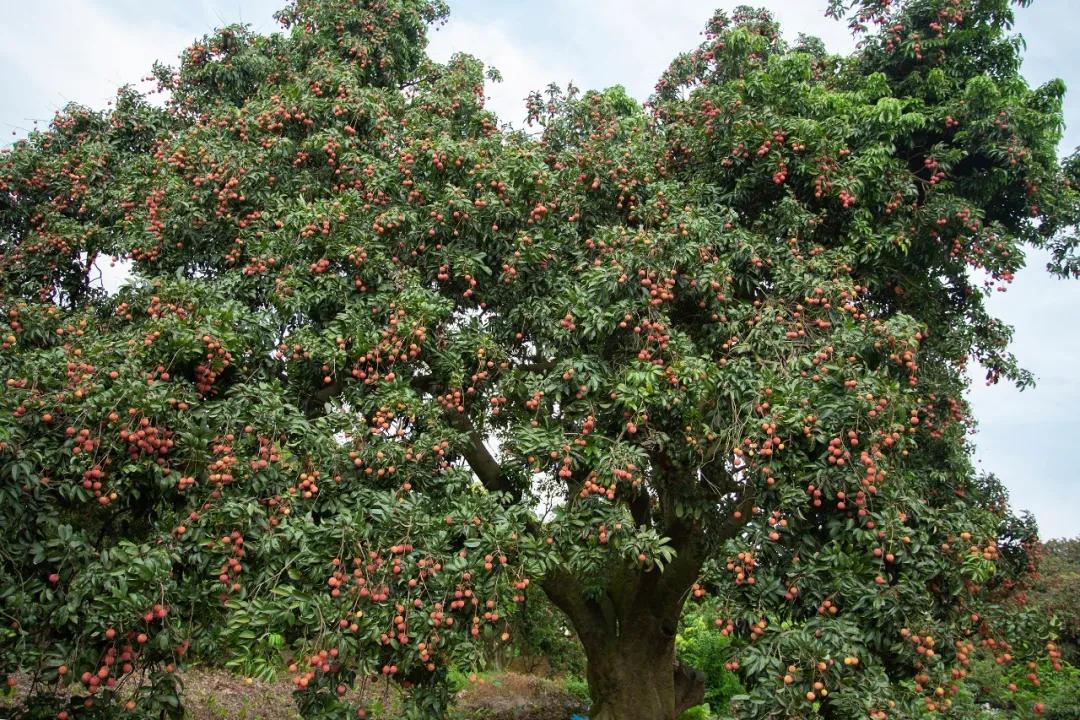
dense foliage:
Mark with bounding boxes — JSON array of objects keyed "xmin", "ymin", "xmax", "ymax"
[
  {"xmin": 1026, "ymin": 539, "xmax": 1080, "ymax": 665},
  {"xmin": 1, "ymin": 0, "xmax": 1077, "ymax": 718},
  {"xmin": 965, "ymin": 658, "xmax": 1080, "ymax": 719},
  {"xmin": 675, "ymin": 607, "xmax": 743, "ymax": 714}
]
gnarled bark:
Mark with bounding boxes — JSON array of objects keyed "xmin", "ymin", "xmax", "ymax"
[{"xmin": 542, "ymin": 553, "xmax": 706, "ymax": 720}]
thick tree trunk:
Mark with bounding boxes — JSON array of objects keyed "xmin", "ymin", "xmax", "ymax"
[
  {"xmin": 586, "ymin": 650, "xmax": 672, "ymax": 720},
  {"xmin": 542, "ymin": 567, "xmax": 705, "ymax": 720},
  {"xmin": 583, "ymin": 633, "xmax": 704, "ymax": 720},
  {"xmin": 539, "ymin": 500, "xmax": 717, "ymax": 719}
]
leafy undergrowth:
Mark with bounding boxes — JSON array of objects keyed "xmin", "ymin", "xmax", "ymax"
[{"xmin": 0, "ymin": 669, "xmax": 587, "ymax": 720}]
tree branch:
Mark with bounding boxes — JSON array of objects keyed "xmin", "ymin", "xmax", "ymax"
[
  {"xmin": 404, "ymin": 371, "xmax": 516, "ymax": 496},
  {"xmin": 651, "ymin": 517, "xmax": 706, "ymax": 625},
  {"xmin": 541, "ymin": 570, "xmax": 614, "ymax": 652},
  {"xmin": 514, "ymin": 359, "xmax": 557, "ymax": 373},
  {"xmin": 445, "ymin": 411, "xmax": 513, "ymax": 495},
  {"xmin": 628, "ymin": 489, "xmax": 652, "ymax": 528}
]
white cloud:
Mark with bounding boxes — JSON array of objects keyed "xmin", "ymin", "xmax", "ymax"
[
  {"xmin": 428, "ymin": 17, "xmax": 579, "ymax": 128},
  {"xmin": 0, "ymin": 2, "xmax": 191, "ymax": 133},
  {"xmin": 0, "ymin": 0, "xmax": 283, "ymax": 137},
  {"xmin": 428, "ymin": 0, "xmax": 858, "ymax": 130}
]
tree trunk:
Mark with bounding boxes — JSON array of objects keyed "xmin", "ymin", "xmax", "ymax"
[
  {"xmin": 540, "ymin": 511, "xmax": 713, "ymax": 719},
  {"xmin": 542, "ymin": 569, "xmax": 705, "ymax": 720},
  {"xmin": 583, "ymin": 633, "xmax": 704, "ymax": 720}
]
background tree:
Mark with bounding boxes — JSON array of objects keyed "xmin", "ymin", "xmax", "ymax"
[
  {"xmin": 1026, "ymin": 539, "xmax": 1080, "ymax": 665},
  {"xmin": 1, "ymin": 0, "xmax": 1077, "ymax": 719}
]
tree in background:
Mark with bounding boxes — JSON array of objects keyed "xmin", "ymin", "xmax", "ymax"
[
  {"xmin": 1027, "ymin": 539, "xmax": 1080, "ymax": 665},
  {"xmin": 1, "ymin": 0, "xmax": 1077, "ymax": 718}
]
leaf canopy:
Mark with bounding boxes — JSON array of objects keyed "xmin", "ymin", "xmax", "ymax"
[{"xmin": 0, "ymin": 0, "xmax": 1076, "ymax": 718}]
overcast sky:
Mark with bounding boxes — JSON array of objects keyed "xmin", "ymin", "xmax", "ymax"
[{"xmin": 2, "ymin": 0, "xmax": 1076, "ymax": 539}]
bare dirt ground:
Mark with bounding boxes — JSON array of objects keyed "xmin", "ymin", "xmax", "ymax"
[
  {"xmin": 180, "ymin": 668, "xmax": 302, "ymax": 720},
  {"xmin": 0, "ymin": 669, "xmax": 302, "ymax": 720},
  {"xmin": 1, "ymin": 669, "xmax": 585, "ymax": 720},
  {"xmin": 452, "ymin": 672, "xmax": 586, "ymax": 720}
]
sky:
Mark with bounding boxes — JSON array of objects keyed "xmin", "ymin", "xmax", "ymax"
[{"xmin": 1, "ymin": 0, "xmax": 1077, "ymax": 539}]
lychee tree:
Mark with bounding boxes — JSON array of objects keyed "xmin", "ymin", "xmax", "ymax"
[{"xmin": 1, "ymin": 0, "xmax": 1077, "ymax": 719}]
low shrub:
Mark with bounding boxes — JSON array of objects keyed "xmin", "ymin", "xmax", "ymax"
[{"xmin": 562, "ymin": 675, "xmax": 590, "ymax": 705}]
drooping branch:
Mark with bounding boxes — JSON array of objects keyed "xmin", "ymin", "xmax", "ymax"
[
  {"xmin": 306, "ymin": 371, "xmax": 514, "ymax": 497},
  {"xmin": 402, "ymin": 371, "xmax": 517, "ymax": 496},
  {"xmin": 699, "ymin": 458, "xmax": 738, "ymax": 497}
]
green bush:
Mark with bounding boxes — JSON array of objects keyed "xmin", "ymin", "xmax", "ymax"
[
  {"xmin": 1008, "ymin": 660, "xmax": 1080, "ymax": 720},
  {"xmin": 562, "ymin": 675, "xmax": 590, "ymax": 705},
  {"xmin": 677, "ymin": 703, "xmax": 712, "ymax": 720},
  {"xmin": 676, "ymin": 608, "xmax": 744, "ymax": 714},
  {"xmin": 966, "ymin": 658, "xmax": 1080, "ymax": 719},
  {"xmin": 447, "ymin": 666, "xmax": 470, "ymax": 695}
]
